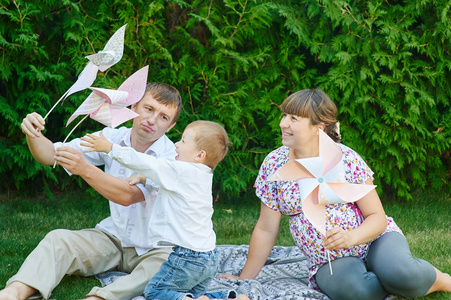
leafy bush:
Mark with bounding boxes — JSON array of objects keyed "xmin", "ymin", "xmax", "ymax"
[{"xmin": 1, "ymin": 0, "xmax": 449, "ymax": 202}]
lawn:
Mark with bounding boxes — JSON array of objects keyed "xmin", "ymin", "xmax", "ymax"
[{"xmin": 0, "ymin": 189, "xmax": 449, "ymax": 299}]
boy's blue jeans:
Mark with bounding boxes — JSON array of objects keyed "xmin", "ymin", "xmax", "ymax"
[{"xmin": 144, "ymin": 246, "xmax": 229, "ymax": 300}]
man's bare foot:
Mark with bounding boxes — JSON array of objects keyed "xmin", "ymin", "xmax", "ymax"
[
  {"xmin": 0, "ymin": 289, "xmax": 17, "ymax": 300},
  {"xmin": 0, "ymin": 282, "xmax": 37, "ymax": 300},
  {"xmin": 80, "ymin": 296, "xmax": 104, "ymax": 300}
]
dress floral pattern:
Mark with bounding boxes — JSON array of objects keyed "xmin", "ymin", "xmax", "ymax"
[{"xmin": 254, "ymin": 144, "xmax": 402, "ymax": 289}]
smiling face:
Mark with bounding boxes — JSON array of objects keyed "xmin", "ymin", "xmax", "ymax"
[
  {"xmin": 279, "ymin": 113, "xmax": 322, "ymax": 158},
  {"xmin": 130, "ymin": 94, "xmax": 178, "ymax": 150},
  {"xmin": 174, "ymin": 127, "xmax": 203, "ymax": 163},
  {"xmin": 278, "ymin": 89, "xmax": 339, "ymax": 158}
]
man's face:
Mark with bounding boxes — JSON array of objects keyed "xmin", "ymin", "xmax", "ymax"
[{"xmin": 130, "ymin": 94, "xmax": 178, "ymax": 146}]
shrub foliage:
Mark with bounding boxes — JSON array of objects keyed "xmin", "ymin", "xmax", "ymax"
[{"xmin": 1, "ymin": 0, "xmax": 449, "ymax": 201}]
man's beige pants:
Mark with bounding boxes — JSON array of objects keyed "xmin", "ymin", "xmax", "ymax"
[{"xmin": 6, "ymin": 228, "xmax": 171, "ymax": 300}]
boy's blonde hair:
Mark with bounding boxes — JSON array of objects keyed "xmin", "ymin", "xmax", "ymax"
[{"xmin": 186, "ymin": 120, "xmax": 229, "ymax": 170}]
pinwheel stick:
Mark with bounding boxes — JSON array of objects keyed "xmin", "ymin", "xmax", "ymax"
[
  {"xmin": 327, "ymin": 250, "xmax": 333, "ymax": 275},
  {"xmin": 44, "ymin": 93, "xmax": 68, "ymax": 120},
  {"xmin": 53, "ymin": 114, "xmax": 89, "ymax": 168},
  {"xmin": 327, "ymin": 208, "xmax": 335, "ymax": 275}
]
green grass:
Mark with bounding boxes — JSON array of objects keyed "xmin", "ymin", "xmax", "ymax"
[
  {"xmin": 382, "ymin": 191, "xmax": 451, "ymax": 300},
  {"xmin": 0, "ymin": 190, "xmax": 449, "ymax": 299}
]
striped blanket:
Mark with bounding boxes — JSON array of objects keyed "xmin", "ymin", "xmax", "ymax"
[{"xmin": 95, "ymin": 245, "xmax": 330, "ymax": 300}]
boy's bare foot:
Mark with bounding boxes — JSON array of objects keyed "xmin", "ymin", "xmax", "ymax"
[
  {"xmin": 184, "ymin": 296, "xmax": 209, "ymax": 300},
  {"xmin": 231, "ymin": 295, "xmax": 250, "ymax": 300},
  {"xmin": 0, "ymin": 282, "xmax": 37, "ymax": 300}
]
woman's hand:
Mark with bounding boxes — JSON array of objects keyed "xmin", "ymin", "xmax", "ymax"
[
  {"xmin": 218, "ymin": 274, "xmax": 240, "ymax": 280},
  {"xmin": 323, "ymin": 227, "xmax": 353, "ymax": 250},
  {"xmin": 324, "ymin": 179, "xmax": 388, "ymax": 250}
]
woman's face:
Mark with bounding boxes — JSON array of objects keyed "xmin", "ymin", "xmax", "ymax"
[{"xmin": 279, "ymin": 113, "xmax": 318, "ymax": 149}]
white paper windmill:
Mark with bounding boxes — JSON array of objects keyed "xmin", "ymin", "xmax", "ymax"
[
  {"xmin": 52, "ymin": 65, "xmax": 149, "ymax": 168},
  {"xmin": 268, "ymin": 129, "xmax": 376, "ymax": 273},
  {"xmin": 44, "ymin": 24, "xmax": 127, "ymax": 120},
  {"xmin": 65, "ymin": 65, "xmax": 149, "ymax": 132}
]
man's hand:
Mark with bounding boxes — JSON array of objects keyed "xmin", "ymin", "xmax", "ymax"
[
  {"xmin": 54, "ymin": 146, "xmax": 90, "ymax": 175},
  {"xmin": 81, "ymin": 132, "xmax": 113, "ymax": 153},
  {"xmin": 21, "ymin": 112, "xmax": 45, "ymax": 138}
]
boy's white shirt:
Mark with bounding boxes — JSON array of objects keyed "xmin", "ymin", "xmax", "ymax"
[
  {"xmin": 54, "ymin": 127, "xmax": 177, "ymax": 255},
  {"xmin": 108, "ymin": 143, "xmax": 216, "ymax": 252}
]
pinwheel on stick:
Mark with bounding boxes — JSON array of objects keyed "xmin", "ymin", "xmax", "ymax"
[
  {"xmin": 44, "ymin": 24, "xmax": 127, "ymax": 120},
  {"xmin": 268, "ymin": 129, "xmax": 376, "ymax": 274},
  {"xmin": 53, "ymin": 65, "xmax": 149, "ymax": 168}
]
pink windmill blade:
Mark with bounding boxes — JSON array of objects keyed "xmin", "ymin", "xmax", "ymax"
[
  {"xmin": 53, "ymin": 65, "xmax": 148, "ymax": 169},
  {"xmin": 268, "ymin": 129, "xmax": 376, "ymax": 274},
  {"xmin": 44, "ymin": 24, "xmax": 127, "ymax": 120},
  {"xmin": 66, "ymin": 88, "xmax": 135, "ymax": 128}
]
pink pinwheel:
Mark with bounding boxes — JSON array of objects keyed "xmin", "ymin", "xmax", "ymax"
[
  {"xmin": 268, "ymin": 130, "xmax": 376, "ymax": 274},
  {"xmin": 53, "ymin": 65, "xmax": 148, "ymax": 169},
  {"xmin": 66, "ymin": 65, "xmax": 149, "ymax": 129},
  {"xmin": 44, "ymin": 24, "xmax": 127, "ymax": 120},
  {"xmin": 268, "ymin": 129, "xmax": 376, "ymax": 236}
]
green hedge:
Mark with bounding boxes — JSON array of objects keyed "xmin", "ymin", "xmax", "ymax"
[{"xmin": 1, "ymin": 0, "xmax": 449, "ymax": 201}]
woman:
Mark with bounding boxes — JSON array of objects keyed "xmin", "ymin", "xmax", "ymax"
[{"xmin": 220, "ymin": 89, "xmax": 451, "ymax": 299}]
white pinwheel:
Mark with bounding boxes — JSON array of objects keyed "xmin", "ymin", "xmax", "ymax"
[
  {"xmin": 44, "ymin": 24, "xmax": 127, "ymax": 120},
  {"xmin": 269, "ymin": 129, "xmax": 376, "ymax": 235},
  {"xmin": 268, "ymin": 130, "xmax": 376, "ymax": 274},
  {"xmin": 52, "ymin": 65, "xmax": 148, "ymax": 169},
  {"xmin": 66, "ymin": 65, "xmax": 149, "ymax": 129}
]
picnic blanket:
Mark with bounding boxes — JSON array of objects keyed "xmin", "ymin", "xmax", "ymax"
[{"xmin": 95, "ymin": 244, "xmax": 330, "ymax": 300}]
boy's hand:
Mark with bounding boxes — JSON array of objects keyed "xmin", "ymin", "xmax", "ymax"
[
  {"xmin": 126, "ymin": 174, "xmax": 146, "ymax": 186},
  {"xmin": 81, "ymin": 132, "xmax": 113, "ymax": 153}
]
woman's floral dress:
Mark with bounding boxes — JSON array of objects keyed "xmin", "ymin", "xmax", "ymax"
[{"xmin": 254, "ymin": 145, "xmax": 402, "ymax": 289}]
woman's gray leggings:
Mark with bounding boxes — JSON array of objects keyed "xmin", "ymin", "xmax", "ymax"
[{"xmin": 315, "ymin": 232, "xmax": 436, "ymax": 300}]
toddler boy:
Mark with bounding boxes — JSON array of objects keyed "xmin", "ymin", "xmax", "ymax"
[{"xmin": 82, "ymin": 120, "xmax": 248, "ymax": 300}]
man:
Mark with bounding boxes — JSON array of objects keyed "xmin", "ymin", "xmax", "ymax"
[{"xmin": 0, "ymin": 82, "xmax": 183, "ymax": 300}]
